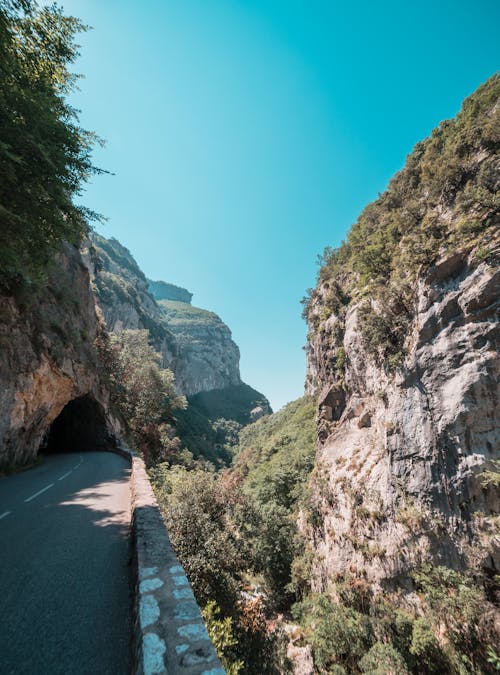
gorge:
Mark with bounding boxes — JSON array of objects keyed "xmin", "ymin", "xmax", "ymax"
[{"xmin": 0, "ymin": 2, "xmax": 499, "ymax": 672}]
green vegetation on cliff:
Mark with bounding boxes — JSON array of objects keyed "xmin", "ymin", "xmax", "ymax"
[
  {"xmin": 304, "ymin": 74, "xmax": 499, "ymax": 367},
  {"xmin": 157, "ymin": 299, "xmax": 230, "ymax": 338},
  {"xmin": 293, "ymin": 564, "xmax": 495, "ymax": 674},
  {"xmin": 151, "ymin": 396, "xmax": 317, "ymax": 672},
  {"xmin": 96, "ymin": 328, "xmax": 186, "ymax": 465},
  {"xmin": 189, "ymin": 383, "xmax": 270, "ymax": 425},
  {"xmin": 0, "ymin": 1, "xmax": 102, "ymax": 288},
  {"xmin": 233, "ymin": 396, "xmax": 316, "ymax": 608}
]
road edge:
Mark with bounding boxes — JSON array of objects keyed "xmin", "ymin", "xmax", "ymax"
[{"xmin": 114, "ymin": 442, "xmax": 225, "ymax": 675}]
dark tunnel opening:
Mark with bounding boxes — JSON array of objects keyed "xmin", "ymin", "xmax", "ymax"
[{"xmin": 43, "ymin": 395, "xmax": 112, "ymax": 454}]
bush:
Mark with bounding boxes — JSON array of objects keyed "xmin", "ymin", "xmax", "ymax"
[
  {"xmin": 97, "ymin": 328, "xmax": 186, "ymax": 464},
  {"xmin": 202, "ymin": 601, "xmax": 243, "ymax": 675},
  {"xmin": 409, "ymin": 618, "xmax": 447, "ymax": 673},
  {"xmin": 153, "ymin": 466, "xmax": 248, "ymax": 615},
  {"xmin": 359, "ymin": 642, "xmax": 409, "ymax": 674},
  {"xmin": 293, "ymin": 594, "xmax": 372, "ymax": 672}
]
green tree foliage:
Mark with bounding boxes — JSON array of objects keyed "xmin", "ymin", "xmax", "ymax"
[
  {"xmin": 292, "ymin": 564, "xmax": 495, "ymax": 674},
  {"xmin": 359, "ymin": 642, "xmax": 409, "ymax": 675},
  {"xmin": 202, "ymin": 601, "xmax": 244, "ymax": 675},
  {"xmin": 233, "ymin": 397, "xmax": 317, "ymax": 609},
  {"xmin": 151, "ymin": 465, "xmax": 248, "ymax": 614},
  {"xmin": 410, "ymin": 564, "xmax": 486, "ymax": 665},
  {"xmin": 0, "ymin": 0, "xmax": 102, "ymax": 287},
  {"xmin": 150, "ymin": 398, "xmax": 315, "ymax": 672},
  {"xmin": 97, "ymin": 328, "xmax": 186, "ymax": 464},
  {"xmin": 293, "ymin": 593, "xmax": 373, "ymax": 673}
]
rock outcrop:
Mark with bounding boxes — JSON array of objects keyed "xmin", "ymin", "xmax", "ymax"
[
  {"xmin": 148, "ymin": 279, "xmax": 193, "ymax": 304},
  {"xmin": 89, "ymin": 233, "xmax": 243, "ymax": 397},
  {"xmin": 303, "ymin": 75, "xmax": 500, "ymax": 590},
  {"xmin": 0, "ymin": 243, "xmax": 115, "ymax": 468},
  {"xmin": 157, "ymin": 299, "xmax": 241, "ymax": 395},
  {"xmin": 87, "ymin": 234, "xmax": 179, "ymax": 369}
]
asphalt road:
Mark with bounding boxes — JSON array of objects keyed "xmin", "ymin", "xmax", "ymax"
[{"xmin": 0, "ymin": 451, "xmax": 132, "ymax": 675}]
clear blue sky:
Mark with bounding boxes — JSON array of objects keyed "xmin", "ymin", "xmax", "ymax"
[{"xmin": 59, "ymin": 0, "xmax": 499, "ymax": 411}]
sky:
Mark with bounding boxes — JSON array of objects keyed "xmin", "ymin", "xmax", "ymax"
[{"xmin": 58, "ymin": 0, "xmax": 499, "ymax": 411}]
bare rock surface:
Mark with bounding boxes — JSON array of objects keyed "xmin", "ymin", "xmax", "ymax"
[
  {"xmin": 305, "ymin": 252, "xmax": 499, "ymax": 590},
  {"xmin": 0, "ymin": 244, "xmax": 113, "ymax": 467},
  {"xmin": 89, "ymin": 232, "xmax": 242, "ymax": 397}
]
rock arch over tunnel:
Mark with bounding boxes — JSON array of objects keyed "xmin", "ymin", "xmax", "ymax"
[{"xmin": 44, "ymin": 395, "xmax": 111, "ymax": 454}]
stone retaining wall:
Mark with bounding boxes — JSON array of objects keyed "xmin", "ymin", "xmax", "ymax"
[{"xmin": 116, "ymin": 443, "xmax": 224, "ymax": 675}]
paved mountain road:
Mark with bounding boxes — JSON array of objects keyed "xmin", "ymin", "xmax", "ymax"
[{"xmin": 0, "ymin": 451, "xmax": 132, "ymax": 675}]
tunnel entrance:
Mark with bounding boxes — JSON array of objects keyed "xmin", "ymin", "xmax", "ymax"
[{"xmin": 44, "ymin": 395, "xmax": 111, "ymax": 454}]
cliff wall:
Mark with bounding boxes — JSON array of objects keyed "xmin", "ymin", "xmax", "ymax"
[
  {"xmin": 0, "ymin": 243, "xmax": 114, "ymax": 468},
  {"xmin": 89, "ymin": 233, "xmax": 242, "ymax": 397},
  {"xmin": 304, "ymin": 75, "xmax": 500, "ymax": 590}
]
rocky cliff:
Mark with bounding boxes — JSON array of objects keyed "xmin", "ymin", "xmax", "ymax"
[
  {"xmin": 89, "ymin": 233, "xmax": 243, "ymax": 397},
  {"xmin": 157, "ymin": 299, "xmax": 241, "ymax": 395},
  {"xmin": 87, "ymin": 234, "xmax": 179, "ymax": 368},
  {"xmin": 303, "ymin": 75, "xmax": 499, "ymax": 591},
  {"xmin": 148, "ymin": 279, "xmax": 193, "ymax": 304},
  {"xmin": 0, "ymin": 244, "xmax": 115, "ymax": 468}
]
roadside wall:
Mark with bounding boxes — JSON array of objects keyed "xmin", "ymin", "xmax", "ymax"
[{"xmin": 117, "ymin": 444, "xmax": 224, "ymax": 675}]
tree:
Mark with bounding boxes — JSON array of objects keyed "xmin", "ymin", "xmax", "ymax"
[
  {"xmin": 0, "ymin": 0, "xmax": 102, "ymax": 287},
  {"xmin": 106, "ymin": 329, "xmax": 186, "ymax": 464},
  {"xmin": 154, "ymin": 466, "xmax": 246, "ymax": 614}
]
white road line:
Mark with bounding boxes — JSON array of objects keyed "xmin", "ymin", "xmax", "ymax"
[
  {"xmin": 24, "ymin": 483, "xmax": 54, "ymax": 503},
  {"xmin": 0, "ymin": 511, "xmax": 11, "ymax": 520},
  {"xmin": 58, "ymin": 471, "xmax": 72, "ymax": 481},
  {"xmin": 73, "ymin": 455, "xmax": 83, "ymax": 470}
]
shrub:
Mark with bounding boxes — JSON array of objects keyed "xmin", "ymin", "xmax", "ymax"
[
  {"xmin": 98, "ymin": 328, "xmax": 186, "ymax": 465},
  {"xmin": 293, "ymin": 594, "xmax": 372, "ymax": 672},
  {"xmin": 359, "ymin": 642, "xmax": 409, "ymax": 674},
  {"xmin": 409, "ymin": 618, "xmax": 447, "ymax": 673},
  {"xmin": 202, "ymin": 601, "xmax": 243, "ymax": 675},
  {"xmin": 153, "ymin": 466, "xmax": 247, "ymax": 615}
]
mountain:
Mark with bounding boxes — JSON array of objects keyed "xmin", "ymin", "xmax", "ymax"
[
  {"xmin": 88, "ymin": 232, "xmax": 271, "ymax": 461},
  {"xmin": 184, "ymin": 74, "xmax": 499, "ymax": 673},
  {"xmin": 89, "ymin": 232, "xmax": 243, "ymax": 396},
  {"xmin": 156, "ymin": 299, "xmax": 242, "ymax": 395},
  {"xmin": 148, "ymin": 279, "xmax": 193, "ymax": 304}
]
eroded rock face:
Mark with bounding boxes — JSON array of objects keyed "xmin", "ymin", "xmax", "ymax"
[
  {"xmin": 305, "ymin": 253, "xmax": 499, "ymax": 590},
  {"xmin": 85, "ymin": 233, "xmax": 178, "ymax": 369},
  {"xmin": 0, "ymin": 244, "xmax": 113, "ymax": 467},
  {"xmin": 89, "ymin": 233, "xmax": 242, "ymax": 397},
  {"xmin": 157, "ymin": 300, "xmax": 241, "ymax": 396}
]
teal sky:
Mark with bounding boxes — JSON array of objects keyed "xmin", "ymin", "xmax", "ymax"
[{"xmin": 60, "ymin": 0, "xmax": 498, "ymax": 411}]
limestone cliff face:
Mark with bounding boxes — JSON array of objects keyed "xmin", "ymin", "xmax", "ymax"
[
  {"xmin": 90, "ymin": 233, "xmax": 242, "ymax": 397},
  {"xmin": 86, "ymin": 234, "xmax": 178, "ymax": 368},
  {"xmin": 306, "ymin": 252, "xmax": 499, "ymax": 589},
  {"xmin": 0, "ymin": 243, "xmax": 114, "ymax": 468},
  {"xmin": 148, "ymin": 279, "xmax": 193, "ymax": 304},
  {"xmin": 156, "ymin": 300, "xmax": 241, "ymax": 396},
  {"xmin": 303, "ymin": 76, "xmax": 499, "ymax": 590}
]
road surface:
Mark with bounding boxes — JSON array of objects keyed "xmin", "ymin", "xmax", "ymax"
[{"xmin": 0, "ymin": 451, "xmax": 132, "ymax": 675}]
